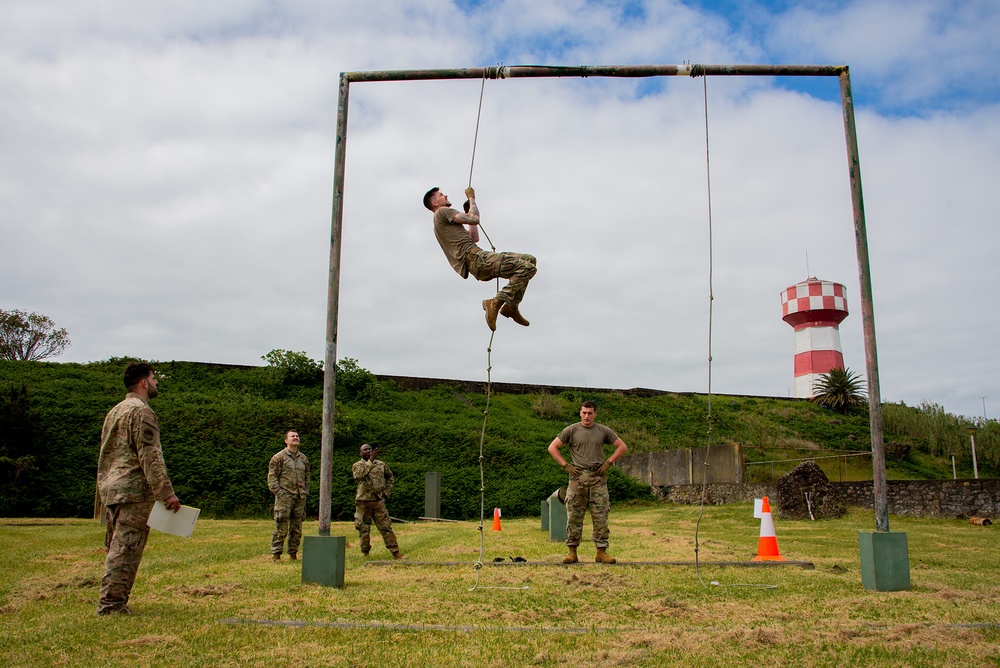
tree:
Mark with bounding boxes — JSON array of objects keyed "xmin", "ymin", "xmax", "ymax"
[
  {"xmin": 0, "ymin": 309, "xmax": 71, "ymax": 361},
  {"xmin": 262, "ymin": 349, "xmax": 323, "ymax": 385},
  {"xmin": 812, "ymin": 367, "xmax": 867, "ymax": 413}
]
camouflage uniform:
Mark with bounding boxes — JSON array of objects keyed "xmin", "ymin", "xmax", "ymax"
[
  {"xmin": 267, "ymin": 447, "xmax": 309, "ymax": 557},
  {"xmin": 352, "ymin": 457, "xmax": 399, "ymax": 555},
  {"xmin": 558, "ymin": 422, "xmax": 619, "ymax": 549},
  {"xmin": 96, "ymin": 393, "xmax": 175, "ymax": 614}
]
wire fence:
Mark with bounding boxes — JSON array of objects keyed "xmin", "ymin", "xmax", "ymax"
[{"xmin": 744, "ymin": 452, "xmax": 872, "ymax": 483}]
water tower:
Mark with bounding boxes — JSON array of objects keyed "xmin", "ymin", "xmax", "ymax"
[{"xmin": 780, "ymin": 278, "xmax": 849, "ymax": 398}]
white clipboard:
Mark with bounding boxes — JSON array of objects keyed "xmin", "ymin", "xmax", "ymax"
[{"xmin": 147, "ymin": 500, "xmax": 201, "ymax": 537}]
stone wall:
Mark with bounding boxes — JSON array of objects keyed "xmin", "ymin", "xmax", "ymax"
[
  {"xmin": 617, "ymin": 445, "xmax": 744, "ymax": 486},
  {"xmin": 832, "ymin": 479, "xmax": 999, "ymax": 518},
  {"xmin": 653, "ymin": 479, "xmax": 1000, "ymax": 519}
]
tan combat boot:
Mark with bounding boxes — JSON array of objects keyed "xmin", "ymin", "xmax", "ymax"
[
  {"xmin": 482, "ymin": 299, "xmax": 501, "ymax": 331},
  {"xmin": 595, "ymin": 549, "xmax": 616, "ymax": 564},
  {"xmin": 500, "ymin": 302, "xmax": 530, "ymax": 327},
  {"xmin": 562, "ymin": 546, "xmax": 578, "ymax": 564}
]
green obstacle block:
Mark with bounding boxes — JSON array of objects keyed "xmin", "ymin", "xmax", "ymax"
[
  {"xmin": 301, "ymin": 535, "xmax": 346, "ymax": 589},
  {"xmin": 540, "ymin": 499, "xmax": 549, "ymax": 531},
  {"xmin": 548, "ymin": 488, "xmax": 567, "ymax": 543},
  {"xmin": 424, "ymin": 471, "xmax": 442, "ymax": 519},
  {"xmin": 859, "ymin": 531, "xmax": 910, "ymax": 591}
]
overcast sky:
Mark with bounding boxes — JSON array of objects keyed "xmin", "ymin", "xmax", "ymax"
[{"xmin": 2, "ymin": 0, "xmax": 998, "ymax": 420}]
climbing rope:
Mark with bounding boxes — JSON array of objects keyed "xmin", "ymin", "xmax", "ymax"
[
  {"xmin": 466, "ymin": 67, "xmax": 527, "ymax": 592},
  {"xmin": 468, "ymin": 331, "xmax": 527, "ymax": 592},
  {"xmin": 690, "ymin": 70, "xmax": 777, "ymax": 591},
  {"xmin": 467, "ymin": 65, "xmax": 498, "ymax": 255}
]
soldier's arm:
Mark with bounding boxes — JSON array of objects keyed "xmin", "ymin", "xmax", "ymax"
[
  {"xmin": 134, "ymin": 408, "xmax": 175, "ymax": 502},
  {"xmin": 608, "ymin": 437, "xmax": 628, "ymax": 464},
  {"xmin": 383, "ymin": 464, "xmax": 394, "ymax": 497},
  {"xmin": 267, "ymin": 456, "xmax": 282, "ymax": 494},
  {"xmin": 453, "ymin": 199, "xmax": 480, "ymax": 226},
  {"xmin": 352, "ymin": 460, "xmax": 371, "ymax": 481}
]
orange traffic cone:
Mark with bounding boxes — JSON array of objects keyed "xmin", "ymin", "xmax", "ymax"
[
  {"xmin": 751, "ymin": 496, "xmax": 786, "ymax": 561},
  {"xmin": 492, "ymin": 507, "xmax": 502, "ymax": 531}
]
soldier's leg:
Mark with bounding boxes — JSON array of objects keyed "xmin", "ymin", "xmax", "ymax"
[
  {"xmin": 271, "ymin": 495, "xmax": 291, "ymax": 556},
  {"xmin": 98, "ymin": 501, "xmax": 153, "ymax": 614},
  {"xmin": 590, "ymin": 483, "xmax": 612, "ymax": 549},
  {"xmin": 287, "ymin": 495, "xmax": 306, "ymax": 556},
  {"xmin": 564, "ymin": 479, "xmax": 588, "ymax": 547},
  {"xmin": 371, "ymin": 501, "xmax": 399, "ymax": 553},
  {"xmin": 468, "ymin": 251, "xmax": 537, "ymax": 306},
  {"xmin": 496, "ymin": 252, "xmax": 537, "ymax": 306},
  {"xmin": 354, "ymin": 502, "xmax": 373, "ymax": 555}
]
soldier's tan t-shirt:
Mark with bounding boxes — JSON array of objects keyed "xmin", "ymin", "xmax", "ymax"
[
  {"xmin": 433, "ymin": 207, "xmax": 478, "ymax": 278},
  {"xmin": 557, "ymin": 423, "xmax": 619, "ymax": 468}
]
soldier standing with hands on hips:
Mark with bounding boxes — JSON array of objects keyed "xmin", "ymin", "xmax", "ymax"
[
  {"xmin": 547, "ymin": 401, "xmax": 629, "ymax": 564},
  {"xmin": 352, "ymin": 443, "xmax": 402, "ymax": 559},
  {"xmin": 268, "ymin": 429, "xmax": 309, "ymax": 561}
]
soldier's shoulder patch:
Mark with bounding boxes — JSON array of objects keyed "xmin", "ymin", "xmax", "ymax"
[{"xmin": 139, "ymin": 416, "xmax": 158, "ymax": 447}]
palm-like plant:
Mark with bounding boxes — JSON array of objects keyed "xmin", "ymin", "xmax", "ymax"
[{"xmin": 811, "ymin": 367, "xmax": 867, "ymax": 413}]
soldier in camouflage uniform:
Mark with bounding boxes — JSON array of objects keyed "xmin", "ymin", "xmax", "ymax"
[
  {"xmin": 267, "ymin": 429, "xmax": 309, "ymax": 561},
  {"xmin": 96, "ymin": 362, "xmax": 181, "ymax": 615},
  {"xmin": 424, "ymin": 186, "xmax": 537, "ymax": 332},
  {"xmin": 352, "ymin": 444, "xmax": 401, "ymax": 559},
  {"xmin": 547, "ymin": 401, "xmax": 629, "ymax": 564}
]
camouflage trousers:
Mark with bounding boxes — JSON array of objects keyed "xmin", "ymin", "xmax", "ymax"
[
  {"xmin": 99, "ymin": 500, "xmax": 154, "ymax": 614},
  {"xmin": 565, "ymin": 471, "xmax": 612, "ymax": 549},
  {"xmin": 355, "ymin": 500, "xmax": 398, "ymax": 554},
  {"xmin": 271, "ymin": 493, "xmax": 307, "ymax": 556},
  {"xmin": 467, "ymin": 250, "xmax": 537, "ymax": 307}
]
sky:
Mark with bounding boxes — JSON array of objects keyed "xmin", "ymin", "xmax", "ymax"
[{"xmin": 1, "ymin": 0, "xmax": 998, "ymax": 420}]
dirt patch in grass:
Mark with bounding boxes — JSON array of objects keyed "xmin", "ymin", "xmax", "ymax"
[{"xmin": 173, "ymin": 583, "xmax": 244, "ymax": 597}]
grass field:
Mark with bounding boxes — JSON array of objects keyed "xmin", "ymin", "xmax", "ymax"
[{"xmin": 1, "ymin": 503, "xmax": 997, "ymax": 667}]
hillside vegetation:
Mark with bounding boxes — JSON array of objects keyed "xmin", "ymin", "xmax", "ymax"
[{"xmin": 1, "ymin": 358, "xmax": 996, "ymax": 519}]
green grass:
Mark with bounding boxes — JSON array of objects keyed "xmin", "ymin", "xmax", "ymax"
[{"xmin": 1, "ymin": 504, "xmax": 997, "ymax": 667}]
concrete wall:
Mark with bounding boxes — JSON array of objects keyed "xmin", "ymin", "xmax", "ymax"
[
  {"xmin": 653, "ymin": 479, "xmax": 1000, "ymax": 519},
  {"xmin": 617, "ymin": 444, "xmax": 743, "ymax": 486}
]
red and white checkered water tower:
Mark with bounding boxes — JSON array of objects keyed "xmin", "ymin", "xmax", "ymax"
[{"xmin": 780, "ymin": 278, "xmax": 849, "ymax": 398}]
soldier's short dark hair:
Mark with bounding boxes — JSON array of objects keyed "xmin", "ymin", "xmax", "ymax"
[
  {"xmin": 423, "ymin": 187, "xmax": 440, "ymax": 211},
  {"xmin": 124, "ymin": 362, "xmax": 154, "ymax": 390},
  {"xmin": 285, "ymin": 429, "xmax": 298, "ymax": 437},
  {"xmin": 581, "ymin": 400, "xmax": 596, "ymax": 410}
]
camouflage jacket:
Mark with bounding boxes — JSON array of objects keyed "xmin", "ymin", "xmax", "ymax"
[
  {"xmin": 97, "ymin": 393, "xmax": 175, "ymax": 506},
  {"xmin": 352, "ymin": 458, "xmax": 394, "ymax": 501},
  {"xmin": 268, "ymin": 448, "xmax": 310, "ymax": 497}
]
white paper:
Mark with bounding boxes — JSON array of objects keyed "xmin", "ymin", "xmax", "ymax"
[
  {"xmin": 753, "ymin": 498, "xmax": 764, "ymax": 519},
  {"xmin": 147, "ymin": 500, "xmax": 200, "ymax": 537}
]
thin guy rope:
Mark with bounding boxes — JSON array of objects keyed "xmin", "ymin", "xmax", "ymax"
[{"xmin": 691, "ymin": 72, "xmax": 777, "ymax": 591}]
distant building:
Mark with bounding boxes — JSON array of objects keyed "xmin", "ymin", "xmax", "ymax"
[{"xmin": 780, "ymin": 278, "xmax": 849, "ymax": 398}]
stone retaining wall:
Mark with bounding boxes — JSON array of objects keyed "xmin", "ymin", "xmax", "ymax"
[{"xmin": 655, "ymin": 479, "xmax": 999, "ymax": 518}]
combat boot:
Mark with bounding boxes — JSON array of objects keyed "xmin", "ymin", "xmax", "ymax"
[
  {"xmin": 289, "ymin": 553, "xmax": 297, "ymax": 560},
  {"xmin": 272, "ymin": 553, "xmax": 281, "ymax": 562},
  {"xmin": 595, "ymin": 549, "xmax": 616, "ymax": 564},
  {"xmin": 482, "ymin": 299, "xmax": 501, "ymax": 331},
  {"xmin": 391, "ymin": 550, "xmax": 404, "ymax": 560},
  {"xmin": 500, "ymin": 302, "xmax": 530, "ymax": 327},
  {"xmin": 562, "ymin": 546, "xmax": 578, "ymax": 564}
]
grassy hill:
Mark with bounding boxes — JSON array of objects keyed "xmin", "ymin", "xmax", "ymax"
[{"xmin": 1, "ymin": 358, "xmax": 996, "ymax": 519}]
